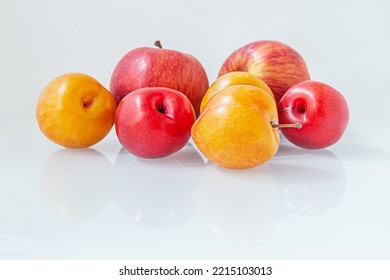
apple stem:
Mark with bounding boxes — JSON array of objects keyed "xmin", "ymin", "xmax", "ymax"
[
  {"xmin": 154, "ymin": 40, "xmax": 163, "ymax": 49},
  {"xmin": 271, "ymin": 122, "xmax": 302, "ymax": 129}
]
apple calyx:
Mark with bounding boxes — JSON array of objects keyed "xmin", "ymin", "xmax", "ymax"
[
  {"xmin": 271, "ymin": 122, "xmax": 302, "ymax": 129},
  {"xmin": 154, "ymin": 40, "xmax": 163, "ymax": 49}
]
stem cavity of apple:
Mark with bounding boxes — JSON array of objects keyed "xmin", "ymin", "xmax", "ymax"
[
  {"xmin": 154, "ymin": 40, "xmax": 163, "ymax": 49},
  {"xmin": 271, "ymin": 122, "xmax": 302, "ymax": 129},
  {"xmin": 157, "ymin": 105, "xmax": 165, "ymax": 114}
]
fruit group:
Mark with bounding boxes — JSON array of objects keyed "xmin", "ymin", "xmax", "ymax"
[
  {"xmin": 218, "ymin": 40, "xmax": 310, "ymax": 102},
  {"xmin": 115, "ymin": 87, "xmax": 196, "ymax": 158},
  {"xmin": 110, "ymin": 41, "xmax": 209, "ymax": 116},
  {"xmin": 278, "ymin": 80, "xmax": 349, "ymax": 149},
  {"xmin": 192, "ymin": 84, "xmax": 280, "ymax": 169},
  {"xmin": 36, "ymin": 73, "xmax": 117, "ymax": 148}
]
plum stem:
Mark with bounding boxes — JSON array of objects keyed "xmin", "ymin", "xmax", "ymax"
[
  {"xmin": 271, "ymin": 122, "xmax": 302, "ymax": 129},
  {"xmin": 154, "ymin": 40, "xmax": 163, "ymax": 49}
]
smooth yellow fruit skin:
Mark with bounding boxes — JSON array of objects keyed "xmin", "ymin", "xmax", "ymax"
[
  {"xmin": 192, "ymin": 85, "xmax": 280, "ymax": 170},
  {"xmin": 36, "ymin": 73, "xmax": 117, "ymax": 148},
  {"xmin": 199, "ymin": 71, "xmax": 274, "ymax": 114}
]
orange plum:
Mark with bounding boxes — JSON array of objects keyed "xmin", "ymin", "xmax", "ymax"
[
  {"xmin": 36, "ymin": 73, "xmax": 117, "ymax": 148},
  {"xmin": 199, "ymin": 71, "xmax": 274, "ymax": 114},
  {"xmin": 192, "ymin": 85, "xmax": 280, "ymax": 170}
]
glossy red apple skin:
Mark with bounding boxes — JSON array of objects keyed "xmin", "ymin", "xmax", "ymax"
[
  {"xmin": 115, "ymin": 87, "xmax": 196, "ymax": 158},
  {"xmin": 278, "ymin": 81, "xmax": 349, "ymax": 149},
  {"xmin": 218, "ymin": 40, "xmax": 310, "ymax": 102},
  {"xmin": 110, "ymin": 44, "xmax": 209, "ymax": 115}
]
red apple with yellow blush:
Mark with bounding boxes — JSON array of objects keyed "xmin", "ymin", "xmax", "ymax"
[
  {"xmin": 110, "ymin": 41, "xmax": 209, "ymax": 116},
  {"xmin": 218, "ymin": 40, "xmax": 310, "ymax": 102}
]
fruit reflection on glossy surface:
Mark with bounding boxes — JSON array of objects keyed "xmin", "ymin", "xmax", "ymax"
[
  {"xmin": 278, "ymin": 81, "xmax": 349, "ymax": 149},
  {"xmin": 200, "ymin": 71, "xmax": 274, "ymax": 114},
  {"xmin": 114, "ymin": 146, "xmax": 203, "ymax": 228},
  {"xmin": 192, "ymin": 85, "xmax": 279, "ymax": 169},
  {"xmin": 219, "ymin": 40, "xmax": 310, "ymax": 102},
  {"xmin": 192, "ymin": 165, "xmax": 277, "ymax": 246},
  {"xmin": 272, "ymin": 143, "xmax": 347, "ymax": 217},
  {"xmin": 36, "ymin": 73, "xmax": 117, "ymax": 148},
  {"xmin": 40, "ymin": 149, "xmax": 114, "ymax": 220}
]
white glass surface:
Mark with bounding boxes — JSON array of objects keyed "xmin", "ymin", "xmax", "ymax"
[{"xmin": 1, "ymin": 0, "xmax": 389, "ymax": 260}]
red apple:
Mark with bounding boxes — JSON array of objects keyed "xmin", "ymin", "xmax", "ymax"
[
  {"xmin": 110, "ymin": 41, "xmax": 209, "ymax": 116},
  {"xmin": 218, "ymin": 40, "xmax": 310, "ymax": 102},
  {"xmin": 278, "ymin": 80, "xmax": 349, "ymax": 149},
  {"xmin": 115, "ymin": 87, "xmax": 196, "ymax": 158}
]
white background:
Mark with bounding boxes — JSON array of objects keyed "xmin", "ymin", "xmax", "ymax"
[{"xmin": 1, "ymin": 0, "xmax": 390, "ymax": 260}]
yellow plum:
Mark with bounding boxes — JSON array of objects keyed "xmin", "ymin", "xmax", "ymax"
[
  {"xmin": 200, "ymin": 71, "xmax": 274, "ymax": 114},
  {"xmin": 36, "ymin": 73, "xmax": 117, "ymax": 148},
  {"xmin": 192, "ymin": 85, "xmax": 280, "ymax": 169}
]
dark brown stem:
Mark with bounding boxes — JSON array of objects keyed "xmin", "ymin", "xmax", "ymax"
[
  {"xmin": 271, "ymin": 122, "xmax": 302, "ymax": 129},
  {"xmin": 154, "ymin": 40, "xmax": 163, "ymax": 49}
]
